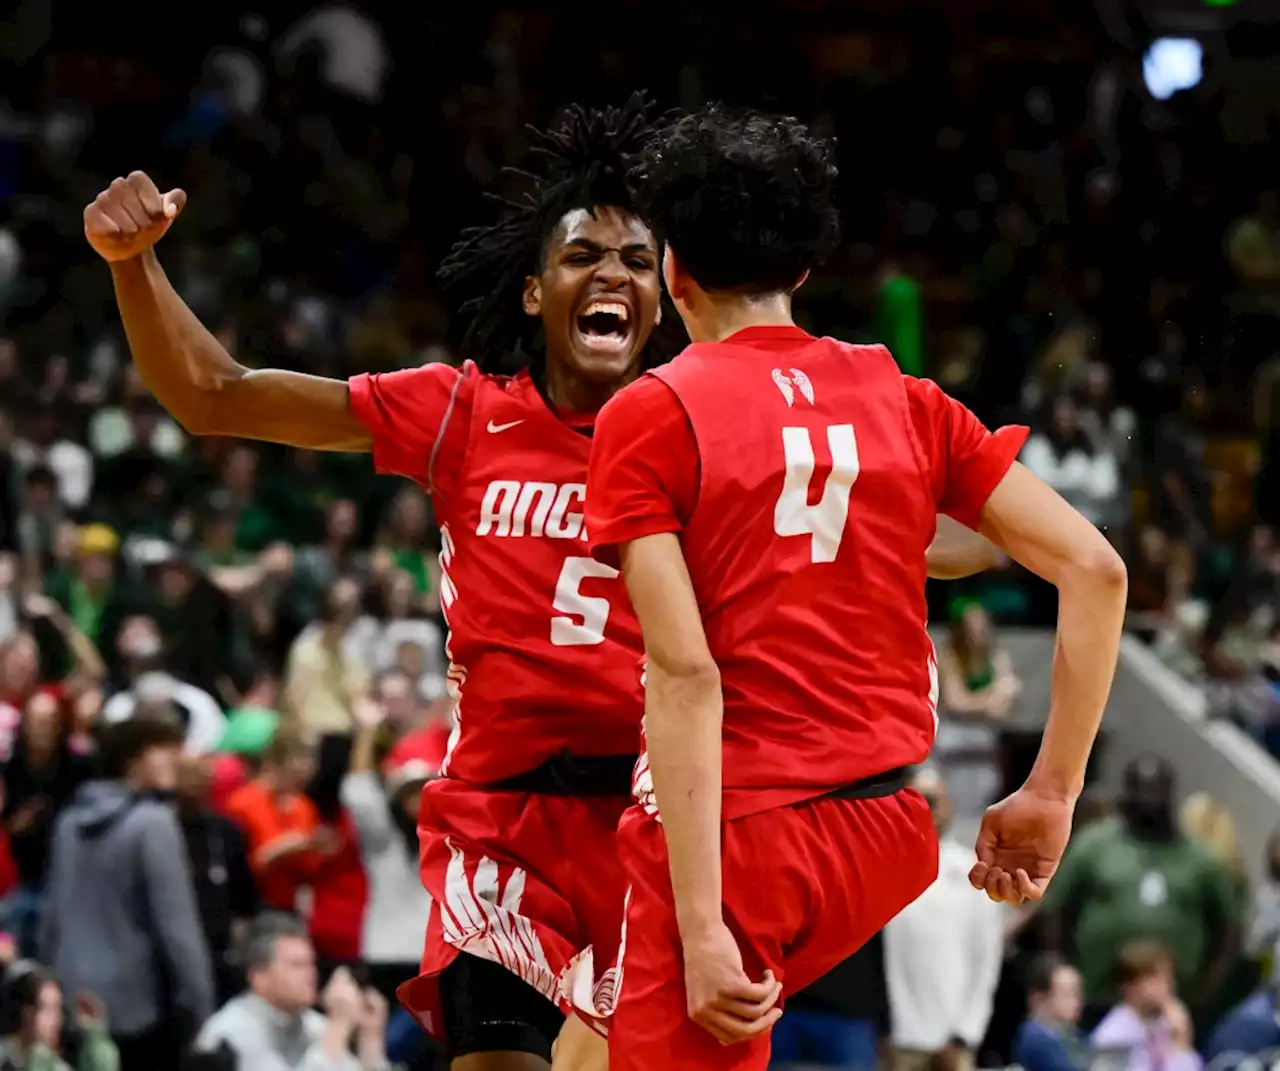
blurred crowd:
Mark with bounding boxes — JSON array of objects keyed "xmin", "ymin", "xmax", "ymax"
[{"xmin": 1, "ymin": 1, "xmax": 1280, "ymax": 1069}]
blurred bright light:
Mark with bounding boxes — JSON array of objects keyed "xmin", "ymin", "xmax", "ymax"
[{"xmin": 1143, "ymin": 38, "xmax": 1204, "ymax": 101}]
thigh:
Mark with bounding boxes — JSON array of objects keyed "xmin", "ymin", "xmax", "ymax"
[
  {"xmin": 609, "ymin": 809, "xmax": 772, "ymax": 1071},
  {"xmin": 737, "ymin": 792, "xmax": 936, "ymax": 995},
  {"xmin": 400, "ymin": 785, "xmax": 628, "ymax": 1045},
  {"xmin": 440, "ymin": 951, "xmax": 564, "ymax": 1063}
]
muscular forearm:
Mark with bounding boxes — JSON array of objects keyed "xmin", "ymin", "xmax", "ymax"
[
  {"xmin": 645, "ymin": 664, "xmax": 725, "ymax": 941},
  {"xmin": 109, "ymin": 251, "xmax": 367, "ymax": 450},
  {"xmin": 110, "ymin": 251, "xmax": 247, "ymax": 433},
  {"xmin": 1027, "ymin": 562, "xmax": 1127, "ymax": 801}
]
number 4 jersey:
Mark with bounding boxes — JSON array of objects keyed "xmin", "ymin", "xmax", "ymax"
[
  {"xmin": 349, "ymin": 361, "xmax": 643, "ymax": 784},
  {"xmin": 585, "ymin": 326, "xmax": 1028, "ymax": 821}
]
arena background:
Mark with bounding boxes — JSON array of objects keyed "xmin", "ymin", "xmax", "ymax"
[{"xmin": 3, "ymin": 0, "xmax": 1280, "ymax": 1069}]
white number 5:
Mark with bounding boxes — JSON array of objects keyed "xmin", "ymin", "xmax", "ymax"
[
  {"xmin": 551, "ymin": 556, "xmax": 618, "ymax": 646},
  {"xmin": 774, "ymin": 425, "xmax": 860, "ymax": 563}
]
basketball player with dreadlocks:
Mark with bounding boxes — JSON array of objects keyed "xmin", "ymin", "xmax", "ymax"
[
  {"xmin": 585, "ymin": 104, "xmax": 1127, "ymax": 1070},
  {"xmin": 82, "ymin": 98, "xmax": 998, "ymax": 1070},
  {"xmin": 84, "ymin": 96, "xmax": 662, "ymax": 1071}
]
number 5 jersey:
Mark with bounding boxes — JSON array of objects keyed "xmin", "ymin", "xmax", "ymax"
[{"xmin": 348, "ymin": 360, "xmax": 645, "ymax": 784}]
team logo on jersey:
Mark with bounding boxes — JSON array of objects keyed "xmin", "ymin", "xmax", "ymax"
[
  {"xmin": 771, "ymin": 367, "xmax": 815, "ymax": 406},
  {"xmin": 476, "ymin": 480, "xmax": 590, "ymax": 540}
]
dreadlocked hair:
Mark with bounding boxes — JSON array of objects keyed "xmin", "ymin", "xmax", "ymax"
[{"xmin": 438, "ymin": 90, "xmax": 658, "ymax": 374}]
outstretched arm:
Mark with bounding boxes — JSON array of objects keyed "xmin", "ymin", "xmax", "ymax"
[{"xmin": 86, "ymin": 172, "xmax": 371, "ymax": 450}]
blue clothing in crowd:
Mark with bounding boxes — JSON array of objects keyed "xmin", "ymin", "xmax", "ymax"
[{"xmin": 1203, "ymin": 988, "xmax": 1280, "ymax": 1065}]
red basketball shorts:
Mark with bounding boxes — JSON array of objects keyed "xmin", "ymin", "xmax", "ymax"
[
  {"xmin": 608, "ymin": 790, "xmax": 938, "ymax": 1071},
  {"xmin": 397, "ymin": 779, "xmax": 631, "ymax": 1042}
]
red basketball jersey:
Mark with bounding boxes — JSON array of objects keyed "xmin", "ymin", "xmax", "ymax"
[
  {"xmin": 644, "ymin": 338, "xmax": 941, "ymax": 818},
  {"xmin": 349, "ymin": 362, "xmax": 643, "ymax": 784}
]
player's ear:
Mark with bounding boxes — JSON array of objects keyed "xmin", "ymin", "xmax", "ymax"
[
  {"xmin": 523, "ymin": 276, "xmax": 542, "ymax": 317},
  {"xmin": 661, "ymin": 246, "xmax": 685, "ymax": 303}
]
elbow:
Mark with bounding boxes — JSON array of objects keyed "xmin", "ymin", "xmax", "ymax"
[
  {"xmin": 177, "ymin": 368, "xmax": 248, "ymax": 436},
  {"xmin": 1083, "ymin": 540, "xmax": 1128, "ymax": 592},
  {"xmin": 647, "ymin": 656, "xmax": 721, "ymax": 701},
  {"xmin": 1057, "ymin": 530, "xmax": 1127, "ymax": 596}
]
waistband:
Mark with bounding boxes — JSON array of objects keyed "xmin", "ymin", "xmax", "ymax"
[
  {"xmin": 809, "ymin": 766, "xmax": 912, "ymax": 805},
  {"xmin": 486, "ymin": 751, "xmax": 637, "ymax": 796}
]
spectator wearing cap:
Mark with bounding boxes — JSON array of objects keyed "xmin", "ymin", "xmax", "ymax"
[
  {"xmin": 1039, "ymin": 755, "xmax": 1241, "ymax": 1028},
  {"xmin": 40, "ymin": 711, "xmax": 214, "ymax": 1068},
  {"xmin": 341, "ymin": 699, "xmax": 440, "ymax": 1000},
  {"xmin": 175, "ymin": 750, "xmax": 259, "ymax": 1005},
  {"xmin": 207, "ymin": 681, "xmax": 283, "ymax": 812},
  {"xmin": 43, "ymin": 526, "xmax": 118, "ymax": 655},
  {"xmin": 885, "ymin": 767, "xmax": 1004, "ymax": 1071}
]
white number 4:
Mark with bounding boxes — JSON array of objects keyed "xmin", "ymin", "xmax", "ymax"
[
  {"xmin": 551, "ymin": 556, "xmax": 618, "ymax": 646},
  {"xmin": 774, "ymin": 425, "xmax": 860, "ymax": 563}
]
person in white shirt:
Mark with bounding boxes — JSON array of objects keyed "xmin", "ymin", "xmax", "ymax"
[
  {"xmin": 196, "ymin": 912, "xmax": 390, "ymax": 1071},
  {"xmin": 885, "ymin": 767, "xmax": 1005, "ymax": 1071},
  {"xmin": 102, "ymin": 663, "xmax": 228, "ymax": 756},
  {"xmin": 1020, "ymin": 393, "xmax": 1121, "ymax": 528}
]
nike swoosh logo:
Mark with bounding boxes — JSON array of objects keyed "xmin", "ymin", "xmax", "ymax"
[{"xmin": 487, "ymin": 419, "xmax": 524, "ymax": 433}]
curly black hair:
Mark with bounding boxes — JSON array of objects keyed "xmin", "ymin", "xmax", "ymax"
[
  {"xmin": 631, "ymin": 103, "xmax": 841, "ymax": 294},
  {"xmin": 437, "ymin": 91, "xmax": 658, "ymax": 372}
]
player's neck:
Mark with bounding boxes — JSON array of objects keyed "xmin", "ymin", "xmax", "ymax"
[
  {"xmin": 543, "ymin": 362, "xmax": 637, "ymax": 414},
  {"xmin": 685, "ymin": 291, "xmax": 796, "ymax": 344}
]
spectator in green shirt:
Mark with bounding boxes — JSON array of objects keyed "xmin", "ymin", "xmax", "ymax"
[
  {"xmin": 870, "ymin": 260, "xmax": 924, "ymax": 377},
  {"xmin": 1039, "ymin": 756, "xmax": 1241, "ymax": 1028}
]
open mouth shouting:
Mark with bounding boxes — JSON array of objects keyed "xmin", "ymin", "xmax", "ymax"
[{"xmin": 575, "ymin": 297, "xmax": 634, "ymax": 356}]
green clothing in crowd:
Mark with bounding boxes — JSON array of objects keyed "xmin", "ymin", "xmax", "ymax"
[
  {"xmin": 0, "ymin": 1022, "xmax": 119, "ymax": 1071},
  {"xmin": 1040, "ymin": 818, "xmax": 1240, "ymax": 1005},
  {"xmin": 871, "ymin": 272, "xmax": 924, "ymax": 377}
]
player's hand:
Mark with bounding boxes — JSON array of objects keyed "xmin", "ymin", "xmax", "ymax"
[
  {"xmin": 969, "ymin": 785, "xmax": 1074, "ymax": 905},
  {"xmin": 682, "ymin": 922, "xmax": 782, "ymax": 1045},
  {"xmin": 83, "ymin": 172, "xmax": 187, "ymax": 263}
]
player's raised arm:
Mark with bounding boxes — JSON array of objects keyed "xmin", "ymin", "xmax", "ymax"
[
  {"xmin": 85, "ymin": 172, "xmax": 370, "ymax": 451},
  {"xmin": 927, "ymin": 515, "xmax": 1002, "ymax": 579}
]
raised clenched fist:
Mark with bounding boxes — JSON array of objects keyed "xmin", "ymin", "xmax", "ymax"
[{"xmin": 83, "ymin": 171, "xmax": 187, "ymax": 263}]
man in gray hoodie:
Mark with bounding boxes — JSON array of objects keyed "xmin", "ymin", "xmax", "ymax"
[{"xmin": 40, "ymin": 704, "xmax": 215, "ymax": 1068}]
